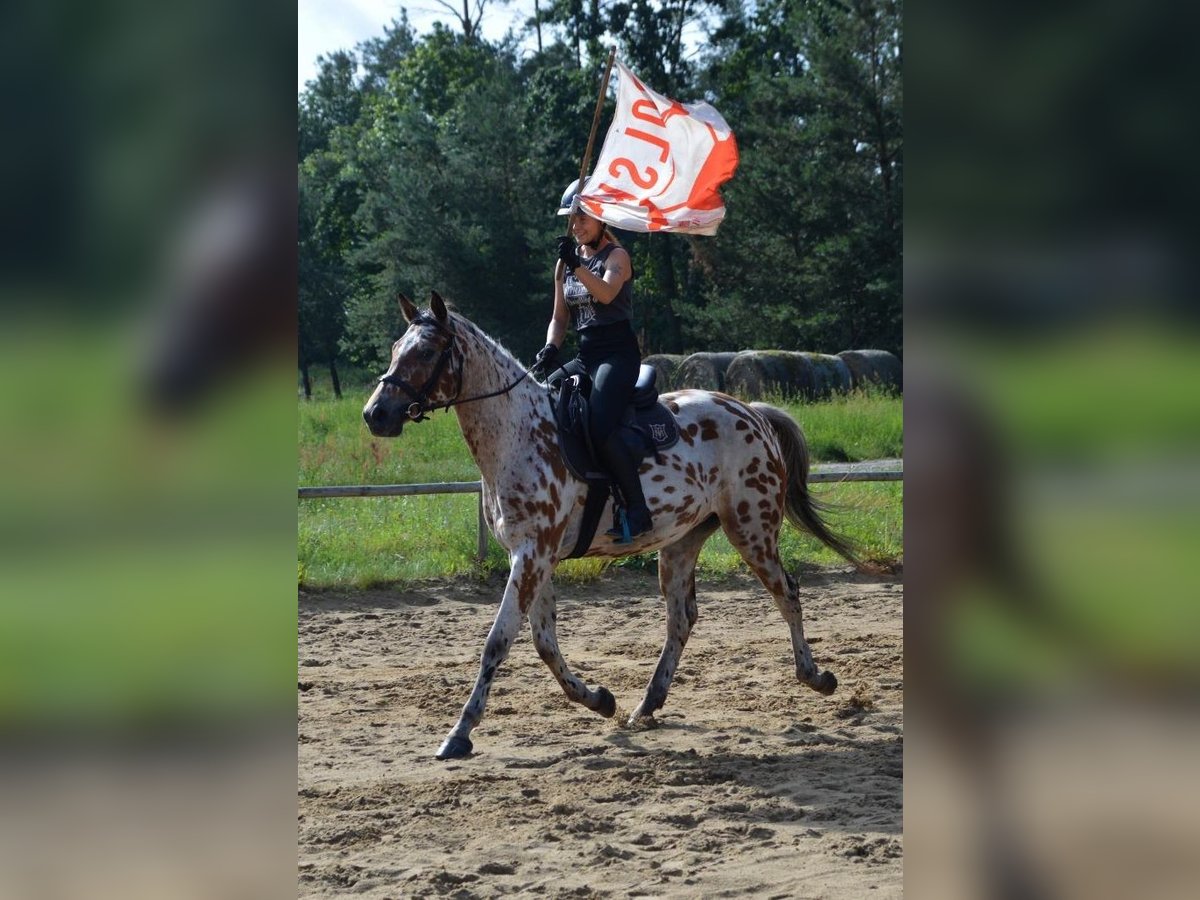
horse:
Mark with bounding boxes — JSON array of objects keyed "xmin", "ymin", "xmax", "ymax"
[{"xmin": 363, "ymin": 292, "xmax": 861, "ymax": 760}]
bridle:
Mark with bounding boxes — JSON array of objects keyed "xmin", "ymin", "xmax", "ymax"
[{"xmin": 377, "ymin": 313, "xmax": 531, "ymax": 422}]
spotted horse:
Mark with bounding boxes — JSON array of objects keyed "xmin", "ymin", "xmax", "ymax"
[{"xmin": 363, "ymin": 293, "xmax": 862, "ymax": 760}]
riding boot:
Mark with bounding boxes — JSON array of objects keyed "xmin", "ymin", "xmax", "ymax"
[{"xmin": 599, "ymin": 432, "xmax": 653, "ymax": 541}]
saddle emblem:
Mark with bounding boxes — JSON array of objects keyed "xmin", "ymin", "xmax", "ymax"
[{"xmin": 649, "ymin": 423, "xmax": 668, "ymax": 442}]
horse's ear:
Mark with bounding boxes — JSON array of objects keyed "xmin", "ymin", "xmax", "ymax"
[
  {"xmin": 430, "ymin": 291, "xmax": 448, "ymax": 323},
  {"xmin": 398, "ymin": 294, "xmax": 419, "ymax": 324}
]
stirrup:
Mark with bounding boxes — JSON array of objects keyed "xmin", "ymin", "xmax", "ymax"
[
  {"xmin": 609, "ymin": 507, "xmax": 651, "ymax": 544},
  {"xmin": 605, "ymin": 507, "xmax": 630, "ymax": 541}
]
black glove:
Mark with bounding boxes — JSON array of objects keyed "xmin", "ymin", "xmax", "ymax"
[
  {"xmin": 556, "ymin": 236, "xmax": 581, "ymax": 272},
  {"xmin": 530, "ymin": 343, "xmax": 560, "ymax": 381}
]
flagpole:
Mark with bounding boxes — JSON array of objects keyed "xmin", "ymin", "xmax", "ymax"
[{"xmin": 566, "ymin": 46, "xmax": 617, "ymax": 236}]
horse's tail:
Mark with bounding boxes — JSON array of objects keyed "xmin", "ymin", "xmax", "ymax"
[{"xmin": 750, "ymin": 402, "xmax": 862, "ymax": 569}]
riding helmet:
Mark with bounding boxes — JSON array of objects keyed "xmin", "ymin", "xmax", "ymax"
[{"xmin": 557, "ymin": 178, "xmax": 588, "ymax": 216}]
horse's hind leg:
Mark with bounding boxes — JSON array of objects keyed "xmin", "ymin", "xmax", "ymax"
[
  {"xmin": 527, "ymin": 583, "xmax": 617, "ymax": 719},
  {"xmin": 722, "ymin": 516, "xmax": 837, "ymax": 695},
  {"xmin": 629, "ymin": 517, "xmax": 720, "ymax": 724}
]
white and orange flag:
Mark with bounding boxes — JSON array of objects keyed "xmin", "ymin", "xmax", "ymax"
[{"xmin": 576, "ymin": 60, "xmax": 739, "ymax": 236}]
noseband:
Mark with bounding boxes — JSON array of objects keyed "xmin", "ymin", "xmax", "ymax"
[{"xmin": 377, "ymin": 313, "xmax": 531, "ymax": 422}]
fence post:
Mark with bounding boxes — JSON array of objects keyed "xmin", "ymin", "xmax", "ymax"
[{"xmin": 476, "ymin": 491, "xmax": 488, "ymax": 562}]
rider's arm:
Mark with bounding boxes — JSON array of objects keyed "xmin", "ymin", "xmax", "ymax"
[{"xmin": 547, "ymin": 261, "xmax": 570, "ymax": 347}]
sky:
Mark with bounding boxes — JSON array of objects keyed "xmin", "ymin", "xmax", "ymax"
[
  {"xmin": 298, "ymin": 0, "xmax": 539, "ymax": 92},
  {"xmin": 298, "ymin": 1, "xmax": 711, "ymax": 95}
]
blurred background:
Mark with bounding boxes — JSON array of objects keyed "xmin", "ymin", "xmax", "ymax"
[
  {"xmin": 905, "ymin": 1, "xmax": 1200, "ymax": 897},
  {"xmin": 0, "ymin": 0, "xmax": 296, "ymax": 896}
]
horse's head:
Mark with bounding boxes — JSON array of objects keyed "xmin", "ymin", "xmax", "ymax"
[{"xmin": 363, "ymin": 291, "xmax": 461, "ymax": 437}]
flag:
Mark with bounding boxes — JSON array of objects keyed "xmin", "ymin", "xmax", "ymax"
[{"xmin": 576, "ymin": 60, "xmax": 739, "ymax": 236}]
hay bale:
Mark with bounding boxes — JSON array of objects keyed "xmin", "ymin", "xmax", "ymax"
[
  {"xmin": 724, "ymin": 351, "xmax": 816, "ymax": 401},
  {"xmin": 641, "ymin": 354, "xmax": 685, "ymax": 391},
  {"xmin": 837, "ymin": 349, "xmax": 902, "ymax": 392},
  {"xmin": 799, "ymin": 353, "xmax": 853, "ymax": 399},
  {"xmin": 674, "ymin": 352, "xmax": 740, "ymax": 391}
]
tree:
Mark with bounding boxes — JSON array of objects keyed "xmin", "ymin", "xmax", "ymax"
[
  {"xmin": 428, "ymin": 0, "xmax": 513, "ymax": 40},
  {"xmin": 338, "ymin": 31, "xmax": 574, "ymax": 368},
  {"xmin": 358, "ymin": 16, "xmax": 417, "ymax": 95},
  {"xmin": 298, "ymin": 52, "xmax": 364, "ymax": 394},
  {"xmin": 296, "ymin": 2, "xmax": 903, "ymax": 379},
  {"xmin": 299, "ymin": 50, "xmax": 361, "ymax": 159},
  {"xmin": 299, "ymin": 178, "xmax": 348, "ymax": 397},
  {"xmin": 684, "ymin": 0, "xmax": 902, "ymax": 354}
]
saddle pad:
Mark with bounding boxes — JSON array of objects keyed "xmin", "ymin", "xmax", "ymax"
[
  {"xmin": 552, "ymin": 374, "xmax": 680, "ymax": 482},
  {"xmin": 624, "ymin": 402, "xmax": 680, "ymax": 455}
]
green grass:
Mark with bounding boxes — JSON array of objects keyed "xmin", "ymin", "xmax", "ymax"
[
  {"xmin": 300, "ymin": 395, "xmax": 484, "ymax": 487},
  {"xmin": 773, "ymin": 385, "xmax": 903, "ymax": 463},
  {"xmin": 0, "ymin": 323, "xmax": 297, "ymax": 725},
  {"xmin": 300, "ymin": 379, "xmax": 903, "ymax": 588}
]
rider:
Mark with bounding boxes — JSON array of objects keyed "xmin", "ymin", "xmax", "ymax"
[{"xmin": 530, "ymin": 178, "xmax": 653, "ymax": 541}]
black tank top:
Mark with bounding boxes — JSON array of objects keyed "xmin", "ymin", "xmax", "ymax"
[{"xmin": 562, "ymin": 243, "xmax": 634, "ymax": 333}]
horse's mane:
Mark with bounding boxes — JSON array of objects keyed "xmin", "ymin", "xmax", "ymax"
[{"xmin": 446, "ymin": 308, "xmax": 527, "ymax": 373}]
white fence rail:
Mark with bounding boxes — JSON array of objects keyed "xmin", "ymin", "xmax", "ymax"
[{"xmin": 298, "ymin": 460, "xmax": 902, "ymax": 561}]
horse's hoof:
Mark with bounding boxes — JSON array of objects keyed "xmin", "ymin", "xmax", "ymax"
[
  {"xmin": 435, "ymin": 734, "xmax": 473, "ymax": 760},
  {"xmin": 813, "ymin": 671, "xmax": 838, "ymax": 695},
  {"xmin": 594, "ymin": 687, "xmax": 617, "ymax": 718}
]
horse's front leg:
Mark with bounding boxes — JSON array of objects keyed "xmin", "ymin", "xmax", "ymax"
[{"xmin": 435, "ymin": 548, "xmax": 552, "ymax": 761}]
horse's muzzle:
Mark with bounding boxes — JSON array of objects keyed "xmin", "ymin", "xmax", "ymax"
[{"xmin": 363, "ymin": 401, "xmax": 405, "ymax": 437}]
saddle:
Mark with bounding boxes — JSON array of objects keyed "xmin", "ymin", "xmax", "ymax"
[{"xmin": 548, "ymin": 361, "xmax": 680, "ymax": 557}]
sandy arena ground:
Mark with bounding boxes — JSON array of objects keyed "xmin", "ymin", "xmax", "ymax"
[{"xmin": 298, "ymin": 565, "xmax": 903, "ymax": 898}]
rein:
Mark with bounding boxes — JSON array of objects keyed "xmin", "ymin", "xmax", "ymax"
[{"xmin": 377, "ymin": 314, "xmax": 533, "ymax": 422}]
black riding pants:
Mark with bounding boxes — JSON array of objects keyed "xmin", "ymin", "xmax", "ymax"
[{"xmin": 577, "ymin": 321, "xmax": 640, "ymax": 443}]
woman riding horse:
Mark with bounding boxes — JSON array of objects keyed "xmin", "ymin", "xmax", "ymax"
[
  {"xmin": 364, "ymin": 294, "xmax": 859, "ymax": 759},
  {"xmin": 530, "ymin": 179, "xmax": 652, "ymax": 541}
]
